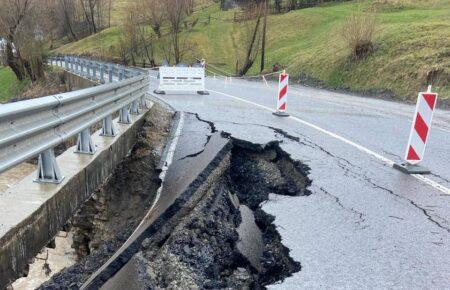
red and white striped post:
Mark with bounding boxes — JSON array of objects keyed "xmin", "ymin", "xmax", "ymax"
[
  {"xmin": 394, "ymin": 85, "xmax": 438, "ymax": 174},
  {"xmin": 273, "ymin": 70, "xmax": 289, "ymax": 117}
]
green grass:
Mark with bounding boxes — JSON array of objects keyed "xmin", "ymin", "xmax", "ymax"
[
  {"xmin": 56, "ymin": 26, "xmax": 122, "ymax": 58},
  {"xmin": 55, "ymin": 0, "xmax": 450, "ymax": 100},
  {"xmin": 0, "ymin": 66, "xmax": 29, "ymax": 103}
]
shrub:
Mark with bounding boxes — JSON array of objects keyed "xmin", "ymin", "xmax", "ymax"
[
  {"xmin": 369, "ymin": 0, "xmax": 409, "ymax": 12},
  {"xmin": 342, "ymin": 12, "xmax": 377, "ymax": 60}
]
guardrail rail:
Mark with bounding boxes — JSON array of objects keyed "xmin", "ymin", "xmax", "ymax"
[{"xmin": 0, "ymin": 56, "xmax": 150, "ymax": 184}]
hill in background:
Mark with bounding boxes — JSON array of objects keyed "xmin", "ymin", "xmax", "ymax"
[{"xmin": 54, "ymin": 0, "xmax": 449, "ymax": 103}]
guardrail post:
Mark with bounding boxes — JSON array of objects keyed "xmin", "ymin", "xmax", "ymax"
[
  {"xmin": 80, "ymin": 60, "xmax": 84, "ymax": 76},
  {"xmin": 35, "ymin": 149, "xmax": 64, "ymax": 184},
  {"xmin": 109, "ymin": 65, "xmax": 114, "ymax": 83},
  {"xmin": 119, "ymin": 67, "xmax": 125, "ymax": 81},
  {"xmin": 85, "ymin": 60, "xmax": 89, "ymax": 77},
  {"xmin": 64, "ymin": 57, "xmax": 69, "ymax": 69},
  {"xmin": 100, "ymin": 64, "xmax": 105, "ymax": 84},
  {"xmin": 92, "ymin": 63, "xmax": 97, "ymax": 81},
  {"xmin": 139, "ymin": 95, "xmax": 148, "ymax": 109},
  {"xmin": 130, "ymin": 100, "xmax": 140, "ymax": 115},
  {"xmin": 75, "ymin": 128, "xmax": 96, "ymax": 154},
  {"xmin": 86, "ymin": 61, "xmax": 91, "ymax": 78},
  {"xmin": 118, "ymin": 105, "xmax": 131, "ymax": 124},
  {"xmin": 101, "ymin": 115, "xmax": 117, "ymax": 137}
]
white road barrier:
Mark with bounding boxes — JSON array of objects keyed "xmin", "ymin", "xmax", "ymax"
[
  {"xmin": 394, "ymin": 85, "xmax": 438, "ymax": 174},
  {"xmin": 155, "ymin": 67, "xmax": 209, "ymax": 95}
]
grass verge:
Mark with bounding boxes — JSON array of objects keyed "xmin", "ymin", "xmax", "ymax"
[
  {"xmin": 54, "ymin": 0, "xmax": 450, "ymax": 102},
  {"xmin": 0, "ymin": 66, "xmax": 29, "ymax": 103}
]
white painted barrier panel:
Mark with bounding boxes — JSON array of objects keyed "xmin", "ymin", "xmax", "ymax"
[{"xmin": 158, "ymin": 67, "xmax": 206, "ymax": 92}]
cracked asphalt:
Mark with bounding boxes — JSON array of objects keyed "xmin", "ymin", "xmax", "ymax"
[{"xmin": 147, "ymin": 71, "xmax": 450, "ymax": 289}]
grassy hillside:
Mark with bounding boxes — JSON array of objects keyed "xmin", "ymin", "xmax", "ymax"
[
  {"xmin": 55, "ymin": 0, "xmax": 450, "ymax": 101},
  {"xmin": 0, "ymin": 66, "xmax": 29, "ymax": 103}
]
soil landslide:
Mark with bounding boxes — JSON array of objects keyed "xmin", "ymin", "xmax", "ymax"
[
  {"xmin": 39, "ymin": 111, "xmax": 312, "ymax": 290},
  {"xmin": 38, "ymin": 103, "xmax": 173, "ymax": 289}
]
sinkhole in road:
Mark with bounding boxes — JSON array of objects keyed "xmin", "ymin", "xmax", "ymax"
[
  {"xmin": 38, "ymin": 119, "xmax": 311, "ymax": 289},
  {"xmin": 106, "ymin": 140, "xmax": 311, "ymax": 289},
  {"xmin": 136, "ymin": 140, "xmax": 312, "ymax": 289},
  {"xmin": 13, "ymin": 103, "xmax": 173, "ymax": 290}
]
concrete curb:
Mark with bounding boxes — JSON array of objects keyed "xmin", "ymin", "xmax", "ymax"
[{"xmin": 0, "ymin": 107, "xmax": 150, "ymax": 288}]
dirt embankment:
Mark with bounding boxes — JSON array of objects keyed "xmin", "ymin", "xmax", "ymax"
[
  {"xmin": 38, "ymin": 103, "xmax": 173, "ymax": 289},
  {"xmin": 130, "ymin": 141, "xmax": 311, "ymax": 289},
  {"xmin": 39, "ymin": 111, "xmax": 312, "ymax": 290}
]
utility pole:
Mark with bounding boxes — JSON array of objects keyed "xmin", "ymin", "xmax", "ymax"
[{"xmin": 260, "ymin": 0, "xmax": 268, "ymax": 73}]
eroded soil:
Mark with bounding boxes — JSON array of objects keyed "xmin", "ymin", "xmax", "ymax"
[
  {"xmin": 38, "ymin": 103, "xmax": 173, "ymax": 289},
  {"xmin": 39, "ymin": 112, "xmax": 312, "ymax": 290}
]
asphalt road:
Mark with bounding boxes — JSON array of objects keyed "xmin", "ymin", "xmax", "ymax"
[{"xmin": 148, "ymin": 72, "xmax": 450, "ymax": 289}]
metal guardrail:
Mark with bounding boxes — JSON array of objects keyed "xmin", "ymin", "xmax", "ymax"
[
  {"xmin": 0, "ymin": 56, "xmax": 150, "ymax": 183},
  {"xmin": 50, "ymin": 56, "xmax": 142, "ymax": 83}
]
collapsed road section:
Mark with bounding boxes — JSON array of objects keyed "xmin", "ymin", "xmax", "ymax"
[
  {"xmin": 5, "ymin": 101, "xmax": 173, "ymax": 289},
  {"xmin": 37, "ymin": 103, "xmax": 311, "ymax": 289}
]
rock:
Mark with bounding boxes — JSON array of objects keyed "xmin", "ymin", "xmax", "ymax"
[{"xmin": 141, "ymin": 238, "xmax": 151, "ymax": 249}]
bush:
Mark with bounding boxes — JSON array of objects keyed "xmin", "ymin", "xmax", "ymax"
[
  {"xmin": 342, "ymin": 13, "xmax": 377, "ymax": 60},
  {"xmin": 369, "ymin": 0, "xmax": 410, "ymax": 13}
]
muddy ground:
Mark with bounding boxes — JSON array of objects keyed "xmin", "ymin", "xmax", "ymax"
[
  {"xmin": 126, "ymin": 141, "xmax": 311, "ymax": 289},
  {"xmin": 38, "ymin": 103, "xmax": 173, "ymax": 290},
  {"xmin": 39, "ymin": 110, "xmax": 312, "ymax": 290}
]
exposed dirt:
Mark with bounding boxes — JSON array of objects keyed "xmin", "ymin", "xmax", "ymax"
[
  {"xmin": 71, "ymin": 104, "xmax": 172, "ymax": 258},
  {"xmin": 39, "ymin": 116, "xmax": 312, "ymax": 289},
  {"xmin": 11, "ymin": 70, "xmax": 69, "ymax": 103},
  {"xmin": 103, "ymin": 140, "xmax": 310, "ymax": 289},
  {"xmin": 38, "ymin": 103, "xmax": 173, "ymax": 290}
]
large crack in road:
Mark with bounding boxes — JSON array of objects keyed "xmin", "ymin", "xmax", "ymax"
[
  {"xmin": 34, "ymin": 103, "xmax": 173, "ymax": 289},
  {"xmin": 98, "ymin": 140, "xmax": 311, "ymax": 289},
  {"xmin": 212, "ymin": 119, "xmax": 449, "ymax": 233},
  {"xmin": 35, "ymin": 108, "xmax": 313, "ymax": 289},
  {"xmin": 25, "ymin": 103, "xmax": 449, "ymax": 289}
]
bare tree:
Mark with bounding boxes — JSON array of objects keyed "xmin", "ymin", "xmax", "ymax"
[
  {"xmin": 119, "ymin": 0, "xmax": 157, "ymax": 67},
  {"xmin": 77, "ymin": 0, "xmax": 109, "ymax": 35},
  {"xmin": 0, "ymin": 0, "xmax": 65, "ymax": 81},
  {"xmin": 235, "ymin": 2, "xmax": 265, "ymax": 76},
  {"xmin": 0, "ymin": 0, "xmax": 33, "ymax": 80},
  {"xmin": 143, "ymin": 0, "xmax": 165, "ymax": 38},
  {"xmin": 260, "ymin": 0, "xmax": 268, "ymax": 72},
  {"xmin": 59, "ymin": 0, "xmax": 79, "ymax": 40},
  {"xmin": 164, "ymin": 0, "xmax": 191, "ymax": 64}
]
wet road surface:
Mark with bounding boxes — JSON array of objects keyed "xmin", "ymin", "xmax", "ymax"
[{"xmin": 147, "ymin": 72, "xmax": 450, "ymax": 289}]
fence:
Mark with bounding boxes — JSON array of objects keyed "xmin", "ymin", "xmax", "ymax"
[{"xmin": 0, "ymin": 56, "xmax": 150, "ymax": 184}]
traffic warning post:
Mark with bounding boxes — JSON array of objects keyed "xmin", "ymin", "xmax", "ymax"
[
  {"xmin": 273, "ymin": 70, "xmax": 289, "ymax": 117},
  {"xmin": 154, "ymin": 66, "xmax": 209, "ymax": 95},
  {"xmin": 394, "ymin": 86, "xmax": 438, "ymax": 174}
]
